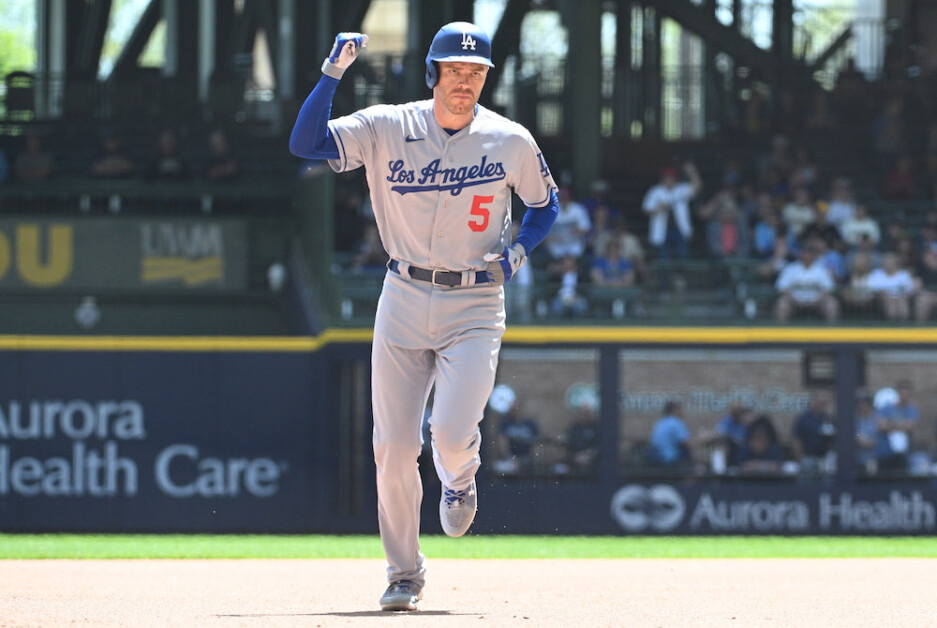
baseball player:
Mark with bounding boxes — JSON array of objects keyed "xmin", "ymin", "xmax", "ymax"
[{"xmin": 289, "ymin": 22, "xmax": 558, "ymax": 611}]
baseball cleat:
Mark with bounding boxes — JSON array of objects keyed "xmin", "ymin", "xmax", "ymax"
[
  {"xmin": 379, "ymin": 579, "xmax": 423, "ymax": 611},
  {"xmin": 439, "ymin": 480, "xmax": 477, "ymax": 537}
]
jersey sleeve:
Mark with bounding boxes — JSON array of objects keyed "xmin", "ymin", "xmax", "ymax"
[
  {"xmin": 513, "ymin": 133, "xmax": 557, "ymax": 208},
  {"xmin": 327, "ymin": 107, "xmax": 384, "ymax": 173}
]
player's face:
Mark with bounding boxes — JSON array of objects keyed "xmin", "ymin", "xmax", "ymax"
[{"xmin": 435, "ymin": 62, "xmax": 488, "ymax": 116}]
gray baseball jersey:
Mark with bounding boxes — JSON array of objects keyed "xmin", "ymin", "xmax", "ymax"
[{"xmin": 328, "ymin": 99, "xmax": 555, "ymax": 587}]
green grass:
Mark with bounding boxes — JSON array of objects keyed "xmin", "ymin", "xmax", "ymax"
[{"xmin": 3, "ymin": 534, "xmax": 937, "ymax": 559}]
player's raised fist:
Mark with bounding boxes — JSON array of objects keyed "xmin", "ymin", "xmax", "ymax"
[{"xmin": 321, "ymin": 33, "xmax": 368, "ymax": 79}]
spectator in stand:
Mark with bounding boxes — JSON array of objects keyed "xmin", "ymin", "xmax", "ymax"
[
  {"xmin": 757, "ymin": 225, "xmax": 792, "ymax": 281},
  {"xmin": 489, "ymin": 385, "xmax": 540, "ymax": 475},
  {"xmin": 875, "ymin": 380, "xmax": 919, "ymax": 474},
  {"xmin": 147, "ymin": 128, "xmax": 189, "ymax": 180},
  {"xmin": 893, "ymin": 235, "xmax": 917, "ymax": 272},
  {"xmin": 703, "ymin": 194, "xmax": 750, "ymax": 260},
  {"xmin": 550, "ymin": 255, "xmax": 588, "ymax": 318},
  {"xmin": 593, "ymin": 217, "xmax": 647, "ymax": 283},
  {"xmin": 781, "ymin": 186, "xmax": 817, "ymax": 238},
  {"xmin": 558, "ymin": 399, "xmax": 599, "ymax": 475},
  {"xmin": 13, "ymin": 133, "xmax": 54, "ymax": 182},
  {"xmin": 855, "ymin": 391, "xmax": 881, "ymax": 476},
  {"xmin": 867, "ymin": 252, "xmax": 915, "ymax": 321},
  {"xmin": 812, "ymin": 236, "xmax": 847, "ymax": 284},
  {"xmin": 90, "ymin": 131, "xmax": 136, "ymax": 179},
  {"xmin": 882, "ymin": 154, "xmax": 919, "ymax": 200},
  {"xmin": 544, "ymin": 187, "xmax": 591, "ymax": 261},
  {"xmin": 641, "ymin": 161, "xmax": 703, "ymax": 260},
  {"xmin": 590, "ymin": 240, "xmax": 635, "ymax": 287},
  {"xmin": 204, "ymin": 128, "xmax": 241, "ymax": 182},
  {"xmin": 840, "ymin": 204, "xmax": 881, "ymax": 248},
  {"xmin": 845, "ymin": 233, "xmax": 882, "ymax": 271},
  {"xmin": 840, "ymin": 251, "xmax": 877, "ymax": 317},
  {"xmin": 792, "ymin": 391, "xmax": 835, "ymax": 479},
  {"xmin": 585, "ymin": 202, "xmax": 612, "ymax": 258},
  {"xmin": 881, "ymin": 217, "xmax": 911, "ymax": 252},
  {"xmin": 774, "ymin": 242, "xmax": 839, "ymax": 322},
  {"xmin": 759, "ymin": 134, "xmax": 793, "ymax": 186},
  {"xmin": 702, "ymin": 403, "xmax": 755, "ymax": 469},
  {"xmin": 738, "ymin": 414, "xmax": 784, "ymax": 475},
  {"xmin": 350, "ymin": 224, "xmax": 389, "ymax": 272},
  {"xmin": 823, "ymin": 177, "xmax": 857, "ymax": 228},
  {"xmin": 799, "ymin": 209, "xmax": 844, "ymax": 252},
  {"xmin": 752, "ymin": 199, "xmax": 781, "ymax": 259},
  {"xmin": 648, "ymin": 400, "xmax": 693, "ymax": 470}
]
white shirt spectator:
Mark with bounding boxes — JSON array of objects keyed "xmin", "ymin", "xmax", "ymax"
[
  {"xmin": 642, "ymin": 182, "xmax": 694, "ymax": 246},
  {"xmin": 867, "ymin": 268, "xmax": 914, "ymax": 297},
  {"xmin": 781, "ymin": 201, "xmax": 816, "ymax": 236},
  {"xmin": 840, "ymin": 216, "xmax": 881, "ymax": 246},
  {"xmin": 775, "ymin": 259, "xmax": 835, "ymax": 304},
  {"xmin": 546, "ymin": 199, "xmax": 591, "ymax": 259}
]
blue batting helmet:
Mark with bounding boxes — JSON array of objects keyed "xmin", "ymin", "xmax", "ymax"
[{"xmin": 425, "ymin": 22, "xmax": 495, "ymax": 89}]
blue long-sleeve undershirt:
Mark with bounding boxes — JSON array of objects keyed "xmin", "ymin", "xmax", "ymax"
[
  {"xmin": 289, "ymin": 75, "xmax": 340, "ymax": 159},
  {"xmin": 515, "ymin": 189, "xmax": 558, "ymax": 255}
]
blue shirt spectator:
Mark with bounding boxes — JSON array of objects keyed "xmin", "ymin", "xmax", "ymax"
[
  {"xmin": 875, "ymin": 381, "xmax": 919, "ymax": 460},
  {"xmin": 649, "ymin": 401, "xmax": 691, "ymax": 466}
]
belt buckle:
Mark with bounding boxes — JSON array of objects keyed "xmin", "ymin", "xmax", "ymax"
[{"xmin": 431, "ymin": 269, "xmax": 443, "ymax": 286}]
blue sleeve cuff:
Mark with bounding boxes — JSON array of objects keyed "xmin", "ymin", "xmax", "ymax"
[{"xmin": 514, "ymin": 189, "xmax": 558, "ymax": 254}]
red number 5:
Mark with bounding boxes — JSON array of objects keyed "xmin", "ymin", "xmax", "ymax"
[{"xmin": 468, "ymin": 195, "xmax": 493, "ymax": 232}]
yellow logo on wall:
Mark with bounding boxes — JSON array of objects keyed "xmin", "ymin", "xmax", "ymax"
[
  {"xmin": 0, "ymin": 224, "xmax": 74, "ymax": 287},
  {"xmin": 140, "ymin": 223, "xmax": 224, "ymax": 286}
]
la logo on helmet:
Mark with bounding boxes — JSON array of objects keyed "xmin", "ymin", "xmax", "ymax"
[{"xmin": 461, "ymin": 32, "xmax": 476, "ymax": 50}]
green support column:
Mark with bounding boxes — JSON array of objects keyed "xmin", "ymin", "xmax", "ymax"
[
  {"xmin": 643, "ymin": 4, "xmax": 662, "ymax": 140},
  {"xmin": 565, "ymin": 0, "xmax": 602, "ymax": 195},
  {"xmin": 614, "ymin": 1, "xmax": 633, "ymax": 137}
]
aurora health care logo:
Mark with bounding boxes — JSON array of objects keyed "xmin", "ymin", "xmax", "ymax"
[{"xmin": 610, "ymin": 484, "xmax": 685, "ymax": 532}]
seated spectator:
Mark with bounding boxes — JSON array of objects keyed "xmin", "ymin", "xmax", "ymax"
[
  {"xmin": 648, "ymin": 400, "xmax": 693, "ymax": 469},
  {"xmin": 593, "ymin": 217, "xmax": 647, "ymax": 283},
  {"xmin": 489, "ymin": 386, "xmax": 539, "ymax": 475},
  {"xmin": 204, "ymin": 128, "xmax": 240, "ymax": 181},
  {"xmin": 585, "ymin": 202, "xmax": 612, "ymax": 257},
  {"xmin": 840, "ymin": 251, "xmax": 877, "ymax": 315},
  {"xmin": 845, "ymin": 233, "xmax": 882, "ymax": 272},
  {"xmin": 738, "ymin": 415, "xmax": 784, "ymax": 475},
  {"xmin": 789, "ymin": 145, "xmax": 820, "ymax": 194},
  {"xmin": 558, "ymin": 400, "xmax": 599, "ymax": 475},
  {"xmin": 753, "ymin": 198, "xmax": 781, "ymax": 259},
  {"xmin": 91, "ymin": 132, "xmax": 136, "ymax": 179},
  {"xmin": 812, "ymin": 236, "xmax": 847, "ymax": 284},
  {"xmin": 840, "ymin": 204, "xmax": 881, "ymax": 248},
  {"xmin": 13, "ymin": 133, "xmax": 54, "ymax": 182},
  {"xmin": 544, "ymin": 187, "xmax": 591, "ymax": 260},
  {"xmin": 641, "ymin": 162, "xmax": 702, "ymax": 260},
  {"xmin": 702, "ymin": 403, "xmax": 755, "ymax": 469},
  {"xmin": 781, "ymin": 186, "xmax": 816, "ymax": 237},
  {"xmin": 875, "ymin": 380, "xmax": 919, "ymax": 474},
  {"xmin": 823, "ymin": 176, "xmax": 857, "ymax": 228},
  {"xmin": 774, "ymin": 243, "xmax": 840, "ymax": 322},
  {"xmin": 590, "ymin": 240, "xmax": 635, "ymax": 287},
  {"xmin": 757, "ymin": 226, "xmax": 792, "ymax": 281},
  {"xmin": 147, "ymin": 128, "xmax": 189, "ymax": 180},
  {"xmin": 580, "ymin": 178, "xmax": 621, "ymax": 223},
  {"xmin": 855, "ymin": 392, "xmax": 880, "ymax": 475},
  {"xmin": 792, "ymin": 391, "xmax": 835, "ymax": 478},
  {"xmin": 350, "ymin": 224, "xmax": 388, "ymax": 272},
  {"xmin": 799, "ymin": 210, "xmax": 844, "ymax": 252},
  {"xmin": 866, "ymin": 252, "xmax": 915, "ymax": 321},
  {"xmin": 550, "ymin": 255, "xmax": 588, "ymax": 318},
  {"xmin": 700, "ymin": 186, "xmax": 750, "ymax": 259}
]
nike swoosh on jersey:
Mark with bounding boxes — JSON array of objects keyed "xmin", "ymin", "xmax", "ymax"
[{"xmin": 405, "ymin": 135, "xmax": 425, "ymax": 142}]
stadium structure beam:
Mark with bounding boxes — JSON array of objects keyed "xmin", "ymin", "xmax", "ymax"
[
  {"xmin": 73, "ymin": 0, "xmax": 112, "ymax": 79},
  {"xmin": 481, "ymin": 0, "xmax": 524, "ymax": 109},
  {"xmin": 110, "ymin": 0, "xmax": 160, "ymax": 78},
  {"xmin": 564, "ymin": 0, "xmax": 602, "ymax": 195}
]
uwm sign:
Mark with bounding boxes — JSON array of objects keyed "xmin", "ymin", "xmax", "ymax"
[{"xmin": 0, "ymin": 218, "xmax": 247, "ymax": 290}]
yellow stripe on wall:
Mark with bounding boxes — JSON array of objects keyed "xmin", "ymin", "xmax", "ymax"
[{"xmin": 0, "ymin": 327, "xmax": 934, "ymax": 353}]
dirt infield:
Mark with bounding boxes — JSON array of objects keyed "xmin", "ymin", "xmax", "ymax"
[{"xmin": 3, "ymin": 558, "xmax": 936, "ymax": 627}]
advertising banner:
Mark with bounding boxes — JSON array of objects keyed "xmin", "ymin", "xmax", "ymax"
[
  {"xmin": 0, "ymin": 350, "xmax": 324, "ymax": 532},
  {"xmin": 0, "ymin": 218, "xmax": 247, "ymax": 290}
]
